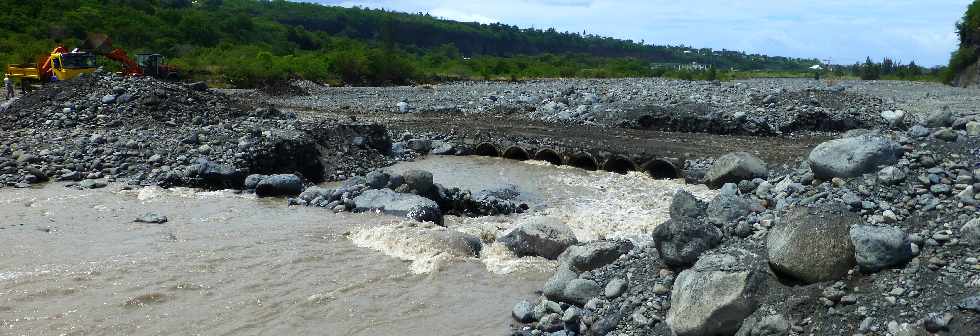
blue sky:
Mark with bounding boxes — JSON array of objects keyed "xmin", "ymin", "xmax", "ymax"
[{"xmin": 308, "ymin": 0, "xmax": 973, "ymax": 66}]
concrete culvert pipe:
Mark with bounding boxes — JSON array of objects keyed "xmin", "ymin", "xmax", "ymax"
[
  {"xmin": 503, "ymin": 146, "xmax": 531, "ymax": 161},
  {"xmin": 475, "ymin": 143, "xmax": 501, "ymax": 157},
  {"xmin": 602, "ymin": 155, "xmax": 637, "ymax": 175},
  {"xmin": 567, "ymin": 152, "xmax": 599, "ymax": 171},
  {"xmin": 533, "ymin": 148, "xmax": 563, "ymax": 166},
  {"xmin": 642, "ymin": 158, "xmax": 680, "ymax": 179}
]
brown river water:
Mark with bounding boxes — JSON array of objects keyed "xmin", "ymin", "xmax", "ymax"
[{"xmin": 0, "ymin": 156, "xmax": 713, "ymax": 335}]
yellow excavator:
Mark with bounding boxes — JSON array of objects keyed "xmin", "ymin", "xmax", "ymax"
[{"xmin": 5, "ymin": 34, "xmax": 178, "ymax": 91}]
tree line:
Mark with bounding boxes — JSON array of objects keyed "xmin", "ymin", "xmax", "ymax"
[{"xmin": 0, "ymin": 0, "xmax": 821, "ymax": 87}]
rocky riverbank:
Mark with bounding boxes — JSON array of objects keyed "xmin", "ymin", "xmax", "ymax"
[
  {"xmin": 259, "ymin": 78, "xmax": 980, "ymax": 136},
  {"xmin": 505, "ymin": 110, "xmax": 980, "ymax": 335},
  {"xmin": 0, "ymin": 72, "xmax": 392, "ymax": 190}
]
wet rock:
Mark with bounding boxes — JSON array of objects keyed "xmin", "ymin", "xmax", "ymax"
[
  {"xmin": 365, "ymin": 170, "xmax": 390, "ymax": 189},
  {"xmin": 543, "ymin": 266, "xmax": 579, "ymax": 302},
  {"xmin": 353, "ymin": 189, "xmax": 443, "ymax": 225},
  {"xmin": 79, "ymin": 179, "xmax": 107, "ymax": 189},
  {"xmin": 558, "ymin": 240, "xmax": 633, "ymax": 273},
  {"xmin": 850, "ymin": 225, "xmax": 913, "ymax": 273},
  {"xmin": 244, "ymin": 174, "xmax": 267, "ymax": 190},
  {"xmin": 513, "ymin": 300, "xmax": 535, "ymax": 323},
  {"xmin": 667, "ymin": 248, "xmax": 767, "ymax": 336},
  {"xmin": 807, "ymin": 135, "xmax": 901, "ymax": 179},
  {"xmin": 254, "ymin": 174, "xmax": 304, "ymax": 197},
  {"xmin": 768, "ymin": 205, "xmax": 857, "ymax": 284},
  {"xmin": 705, "ymin": 152, "xmax": 768, "ymax": 188},
  {"xmin": 498, "ymin": 217, "xmax": 578, "ymax": 259},
  {"xmin": 134, "ymin": 213, "xmax": 168, "ymax": 224},
  {"xmin": 402, "ymin": 170, "xmax": 434, "ymax": 195},
  {"xmin": 475, "ymin": 183, "xmax": 521, "ymax": 201},
  {"xmin": 562, "ymin": 279, "xmax": 601, "ymax": 306},
  {"xmin": 186, "ymin": 159, "xmax": 243, "ymax": 189}
]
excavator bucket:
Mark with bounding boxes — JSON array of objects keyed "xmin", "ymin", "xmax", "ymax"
[{"xmin": 82, "ymin": 33, "xmax": 114, "ymax": 55}]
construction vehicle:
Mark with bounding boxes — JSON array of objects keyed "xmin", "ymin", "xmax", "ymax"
[
  {"xmin": 84, "ymin": 33, "xmax": 179, "ymax": 80},
  {"xmin": 5, "ymin": 46, "xmax": 99, "ymax": 84}
]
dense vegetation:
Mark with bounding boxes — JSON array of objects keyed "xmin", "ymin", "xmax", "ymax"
[
  {"xmin": 945, "ymin": 0, "xmax": 980, "ymax": 84},
  {"xmin": 0, "ymin": 0, "xmax": 821, "ymax": 87}
]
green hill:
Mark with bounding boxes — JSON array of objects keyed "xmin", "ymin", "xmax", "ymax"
[
  {"xmin": 946, "ymin": 0, "xmax": 980, "ymax": 85},
  {"xmin": 0, "ymin": 0, "xmax": 819, "ymax": 86}
]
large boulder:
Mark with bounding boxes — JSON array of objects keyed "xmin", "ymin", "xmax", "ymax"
[
  {"xmin": 767, "ymin": 205, "xmax": 857, "ymax": 284},
  {"xmin": 653, "ymin": 217, "xmax": 722, "ymax": 269},
  {"xmin": 705, "ymin": 152, "xmax": 768, "ymax": 189},
  {"xmin": 185, "ymin": 158, "xmax": 244, "ymax": 189},
  {"xmin": 654, "ymin": 190, "xmax": 723, "ymax": 268},
  {"xmin": 543, "ymin": 266, "xmax": 579, "ymax": 302},
  {"xmin": 850, "ymin": 225, "xmax": 913, "ymax": 273},
  {"xmin": 667, "ymin": 248, "xmax": 767, "ymax": 336},
  {"xmin": 807, "ymin": 135, "xmax": 901, "ymax": 179},
  {"xmin": 924, "ymin": 109, "xmax": 955, "ymax": 128},
  {"xmin": 353, "ymin": 189, "xmax": 443, "ymax": 225},
  {"xmin": 402, "ymin": 170, "xmax": 435, "ymax": 195},
  {"xmin": 254, "ymin": 174, "xmax": 304, "ymax": 197},
  {"xmin": 557, "ymin": 240, "xmax": 634, "ymax": 273},
  {"xmin": 498, "ymin": 217, "xmax": 578, "ymax": 259}
]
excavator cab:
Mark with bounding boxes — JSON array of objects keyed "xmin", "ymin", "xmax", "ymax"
[
  {"xmin": 136, "ymin": 53, "xmax": 165, "ymax": 77},
  {"xmin": 48, "ymin": 51, "xmax": 97, "ymax": 81}
]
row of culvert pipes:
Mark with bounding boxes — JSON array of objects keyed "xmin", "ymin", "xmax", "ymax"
[{"xmin": 472, "ymin": 143, "xmax": 682, "ymax": 179}]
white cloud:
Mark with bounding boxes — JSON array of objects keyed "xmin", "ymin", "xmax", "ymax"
[{"xmin": 312, "ymin": 0, "xmax": 974, "ymax": 66}]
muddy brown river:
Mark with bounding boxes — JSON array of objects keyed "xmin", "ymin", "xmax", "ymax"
[{"xmin": 0, "ymin": 156, "xmax": 713, "ymax": 335}]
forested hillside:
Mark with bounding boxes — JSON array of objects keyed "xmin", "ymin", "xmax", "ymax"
[
  {"xmin": 946, "ymin": 0, "xmax": 980, "ymax": 85},
  {"xmin": 0, "ymin": 0, "xmax": 818, "ymax": 86}
]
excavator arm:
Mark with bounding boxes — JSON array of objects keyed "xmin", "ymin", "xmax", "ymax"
[{"xmin": 102, "ymin": 48, "xmax": 143, "ymax": 76}]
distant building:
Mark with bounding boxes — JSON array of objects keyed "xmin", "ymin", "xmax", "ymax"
[{"xmin": 650, "ymin": 62, "xmax": 711, "ymax": 71}]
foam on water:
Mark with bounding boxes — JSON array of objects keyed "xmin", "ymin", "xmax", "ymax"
[
  {"xmin": 356, "ymin": 156, "xmax": 718, "ymax": 274},
  {"xmin": 350, "ymin": 221, "xmax": 480, "ymax": 274}
]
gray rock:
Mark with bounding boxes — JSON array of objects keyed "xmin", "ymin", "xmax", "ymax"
[
  {"xmin": 959, "ymin": 296, "xmax": 980, "ymax": 313},
  {"xmin": 543, "ymin": 266, "xmax": 579, "ymax": 302},
  {"xmin": 604, "ymin": 278, "xmax": 628, "ymax": 299},
  {"xmin": 101, "ymin": 94, "xmax": 116, "ymax": 104},
  {"xmin": 407, "ymin": 139, "xmax": 432, "ymax": 154},
  {"xmin": 562, "ymin": 279, "xmax": 601, "ymax": 306},
  {"xmin": 255, "ymin": 174, "xmax": 304, "ymax": 197},
  {"xmin": 877, "ymin": 166, "xmax": 906, "ymax": 185},
  {"xmin": 186, "ymin": 159, "xmax": 243, "ymax": 189},
  {"xmin": 908, "ymin": 125, "xmax": 930, "ymax": 138},
  {"xmin": 244, "ymin": 174, "xmax": 267, "ymax": 190},
  {"xmin": 557, "ymin": 240, "xmax": 633, "ymax": 273},
  {"xmin": 653, "ymin": 216, "xmax": 722, "ymax": 269},
  {"xmin": 430, "ymin": 140, "xmax": 456, "ymax": 155},
  {"xmin": 961, "ymin": 218, "xmax": 980, "ymax": 247},
  {"xmin": 475, "ymin": 183, "xmax": 521, "ymax": 201},
  {"xmin": 667, "ymin": 248, "xmax": 767, "ymax": 336},
  {"xmin": 967, "ymin": 121, "xmax": 980, "ymax": 136},
  {"xmin": 924, "ymin": 109, "xmax": 955, "ymax": 128},
  {"xmin": 670, "ymin": 189, "xmax": 708, "ymax": 220},
  {"xmin": 880, "ymin": 110, "xmax": 906, "ymax": 127},
  {"xmin": 499, "ymin": 217, "xmax": 578, "ymax": 259},
  {"xmin": 808, "ymin": 136, "xmax": 901, "ymax": 179},
  {"xmin": 850, "ymin": 225, "xmax": 913, "ymax": 273},
  {"xmin": 512, "ymin": 300, "xmax": 535, "ymax": 323},
  {"xmin": 402, "ymin": 170, "xmax": 434, "ymax": 195},
  {"xmin": 365, "ymin": 170, "xmax": 390, "ymax": 189},
  {"xmin": 736, "ymin": 314, "xmax": 791, "ymax": 336},
  {"xmin": 768, "ymin": 205, "xmax": 857, "ymax": 284},
  {"xmin": 707, "ymin": 192, "xmax": 759, "ymax": 226},
  {"xmin": 705, "ymin": 152, "xmax": 768, "ymax": 189},
  {"xmin": 79, "ymin": 179, "xmax": 107, "ymax": 189},
  {"xmin": 353, "ymin": 189, "xmax": 443, "ymax": 225},
  {"xmin": 932, "ymin": 128, "xmax": 959, "ymax": 142},
  {"xmin": 135, "ymin": 213, "xmax": 168, "ymax": 224}
]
